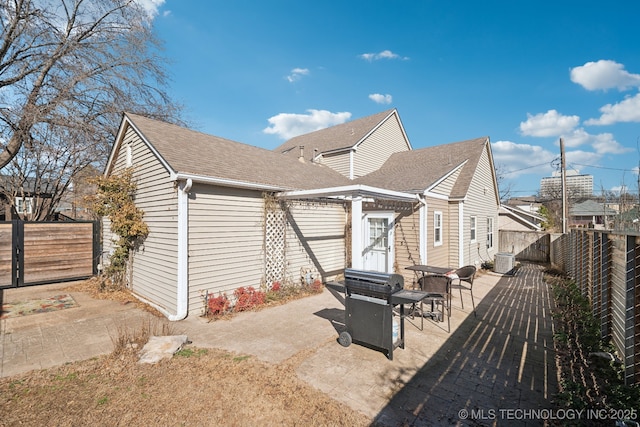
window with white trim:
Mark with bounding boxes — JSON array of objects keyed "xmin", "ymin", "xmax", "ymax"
[
  {"xmin": 15, "ymin": 197, "xmax": 33, "ymax": 215},
  {"xmin": 434, "ymin": 211, "xmax": 443, "ymax": 246},
  {"xmin": 486, "ymin": 217, "xmax": 494, "ymax": 249},
  {"xmin": 470, "ymin": 216, "xmax": 477, "ymax": 242}
]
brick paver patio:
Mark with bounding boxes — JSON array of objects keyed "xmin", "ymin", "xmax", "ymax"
[{"xmin": 375, "ymin": 263, "xmax": 558, "ymax": 426}]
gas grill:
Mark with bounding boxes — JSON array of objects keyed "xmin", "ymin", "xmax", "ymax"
[{"xmin": 331, "ymin": 268, "xmax": 430, "ymax": 360}]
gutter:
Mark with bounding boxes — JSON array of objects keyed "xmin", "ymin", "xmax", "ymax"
[{"xmin": 173, "ymin": 172, "xmax": 286, "ymax": 192}]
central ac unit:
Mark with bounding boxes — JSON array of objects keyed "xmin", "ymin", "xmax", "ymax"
[{"xmin": 494, "ymin": 253, "xmax": 515, "ymax": 274}]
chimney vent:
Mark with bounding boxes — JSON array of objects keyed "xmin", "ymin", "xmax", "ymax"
[{"xmin": 298, "ymin": 145, "xmax": 305, "ymax": 163}]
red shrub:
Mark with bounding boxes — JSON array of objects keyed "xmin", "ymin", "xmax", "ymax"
[
  {"xmin": 271, "ymin": 281, "xmax": 281, "ymax": 292},
  {"xmin": 234, "ymin": 286, "xmax": 266, "ymax": 312},
  {"xmin": 311, "ymin": 279, "xmax": 323, "ymax": 293},
  {"xmin": 207, "ymin": 293, "xmax": 230, "ymax": 316}
]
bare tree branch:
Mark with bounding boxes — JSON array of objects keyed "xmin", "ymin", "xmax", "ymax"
[{"xmin": 0, "ymin": 0, "xmax": 182, "ymax": 219}]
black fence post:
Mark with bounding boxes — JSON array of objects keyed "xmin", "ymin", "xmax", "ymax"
[
  {"xmin": 12, "ymin": 220, "xmax": 24, "ymax": 287},
  {"xmin": 17, "ymin": 219, "xmax": 23, "ymax": 287},
  {"xmin": 92, "ymin": 220, "xmax": 101, "ymax": 275}
]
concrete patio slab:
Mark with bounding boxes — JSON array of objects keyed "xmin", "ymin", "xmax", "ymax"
[{"xmin": 1, "ymin": 264, "xmax": 557, "ymax": 426}]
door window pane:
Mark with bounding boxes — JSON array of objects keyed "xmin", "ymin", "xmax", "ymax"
[{"xmin": 369, "ymin": 218, "xmax": 388, "ymax": 249}]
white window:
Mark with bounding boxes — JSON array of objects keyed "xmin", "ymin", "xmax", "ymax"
[
  {"xmin": 470, "ymin": 216, "xmax": 477, "ymax": 242},
  {"xmin": 486, "ymin": 217, "xmax": 494, "ymax": 249},
  {"xmin": 16, "ymin": 197, "xmax": 33, "ymax": 214},
  {"xmin": 434, "ymin": 211, "xmax": 443, "ymax": 246}
]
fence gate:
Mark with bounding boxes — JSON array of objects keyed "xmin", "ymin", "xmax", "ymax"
[{"xmin": 0, "ymin": 220, "xmax": 100, "ymax": 289}]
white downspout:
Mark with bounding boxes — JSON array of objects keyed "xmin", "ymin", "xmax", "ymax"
[{"xmin": 171, "ymin": 178, "xmax": 191, "ymax": 320}]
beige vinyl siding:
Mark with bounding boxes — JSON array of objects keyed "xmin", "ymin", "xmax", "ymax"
[
  {"xmin": 431, "ymin": 167, "xmax": 462, "ymax": 196},
  {"xmin": 499, "ymin": 214, "xmax": 534, "ymax": 232},
  {"xmin": 353, "ymin": 114, "xmax": 410, "ymax": 178},
  {"xmin": 462, "ymin": 145, "xmax": 499, "ymax": 267},
  {"xmin": 320, "ymin": 152, "xmax": 351, "ymax": 178},
  {"xmin": 394, "ymin": 205, "xmax": 422, "ymax": 288},
  {"xmin": 284, "ymin": 201, "xmax": 347, "ymax": 284},
  {"xmin": 111, "ymin": 127, "xmax": 179, "ymax": 314},
  {"xmin": 426, "ymin": 198, "xmax": 450, "ymax": 268},
  {"xmin": 188, "ymin": 185, "xmax": 264, "ymax": 316}
]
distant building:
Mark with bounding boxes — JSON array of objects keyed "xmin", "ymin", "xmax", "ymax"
[
  {"xmin": 540, "ymin": 170, "xmax": 593, "ymax": 199},
  {"xmin": 569, "ymin": 199, "xmax": 617, "ymax": 229},
  {"xmin": 505, "ymin": 196, "xmax": 541, "ymax": 214}
]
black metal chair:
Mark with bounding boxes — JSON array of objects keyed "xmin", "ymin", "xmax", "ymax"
[
  {"xmin": 450, "ymin": 265, "xmax": 477, "ymax": 317},
  {"xmin": 417, "ymin": 274, "xmax": 451, "ymax": 332}
]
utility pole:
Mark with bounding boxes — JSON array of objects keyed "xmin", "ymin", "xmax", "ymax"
[{"xmin": 560, "ymin": 138, "xmax": 568, "ymax": 234}]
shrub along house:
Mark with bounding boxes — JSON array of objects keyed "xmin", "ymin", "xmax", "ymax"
[{"xmin": 103, "ymin": 109, "xmax": 500, "ymax": 319}]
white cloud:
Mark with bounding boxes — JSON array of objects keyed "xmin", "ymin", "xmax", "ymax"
[
  {"xmin": 491, "ymin": 140, "xmax": 557, "ymax": 177},
  {"xmin": 584, "ymin": 92, "xmax": 640, "ymax": 125},
  {"xmin": 570, "ymin": 60, "xmax": 640, "ymax": 91},
  {"xmin": 369, "ymin": 93, "xmax": 392, "ymax": 104},
  {"xmin": 562, "ymin": 128, "xmax": 630, "ymax": 154},
  {"xmin": 590, "ymin": 133, "xmax": 631, "ymax": 154},
  {"xmin": 286, "ymin": 68, "xmax": 309, "ymax": 83},
  {"xmin": 560, "ymin": 128, "xmax": 590, "ymax": 148},
  {"xmin": 135, "ymin": 0, "xmax": 165, "ymax": 18},
  {"xmin": 519, "ymin": 110, "xmax": 630, "ymax": 154},
  {"xmin": 263, "ymin": 109, "xmax": 352, "ymax": 139},
  {"xmin": 359, "ymin": 50, "xmax": 409, "ymax": 61},
  {"xmin": 564, "ymin": 150, "xmax": 603, "ymax": 169},
  {"xmin": 519, "ymin": 110, "xmax": 580, "ymax": 137}
]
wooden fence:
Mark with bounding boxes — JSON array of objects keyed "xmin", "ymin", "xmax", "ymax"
[
  {"xmin": 0, "ymin": 220, "xmax": 100, "ymax": 289},
  {"xmin": 551, "ymin": 229, "xmax": 640, "ymax": 386}
]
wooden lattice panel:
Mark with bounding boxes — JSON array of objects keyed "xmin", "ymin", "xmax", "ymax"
[{"xmin": 264, "ymin": 205, "xmax": 286, "ymax": 285}]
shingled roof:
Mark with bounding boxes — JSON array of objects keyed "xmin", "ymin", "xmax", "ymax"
[
  {"xmin": 274, "ymin": 109, "xmax": 397, "ymax": 161},
  {"xmin": 570, "ymin": 200, "xmax": 617, "ymax": 216},
  {"xmin": 355, "ymin": 137, "xmax": 489, "ymax": 198},
  {"xmin": 115, "ymin": 113, "xmax": 350, "ymax": 191}
]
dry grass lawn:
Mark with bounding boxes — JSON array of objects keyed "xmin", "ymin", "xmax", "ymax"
[
  {"xmin": 0, "ymin": 280, "xmax": 372, "ymax": 426},
  {"xmin": 0, "ymin": 345, "xmax": 371, "ymax": 426}
]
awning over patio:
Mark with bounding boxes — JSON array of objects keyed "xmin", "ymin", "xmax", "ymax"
[{"xmin": 278, "ymin": 184, "xmax": 421, "ymax": 270}]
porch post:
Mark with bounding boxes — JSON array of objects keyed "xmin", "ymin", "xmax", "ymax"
[
  {"xmin": 419, "ymin": 199, "xmax": 426, "ymax": 264},
  {"xmin": 351, "ymin": 196, "xmax": 363, "ymax": 269}
]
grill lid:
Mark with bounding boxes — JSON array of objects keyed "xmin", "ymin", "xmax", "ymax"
[{"xmin": 344, "ymin": 268, "xmax": 404, "ymax": 299}]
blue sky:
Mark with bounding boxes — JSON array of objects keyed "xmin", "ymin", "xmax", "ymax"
[{"xmin": 142, "ymin": 0, "xmax": 640, "ymax": 198}]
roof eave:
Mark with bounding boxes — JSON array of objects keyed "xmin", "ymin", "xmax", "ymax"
[
  {"xmin": 173, "ymin": 172, "xmax": 289, "ymax": 192},
  {"xmin": 104, "ymin": 113, "xmax": 175, "ymax": 178}
]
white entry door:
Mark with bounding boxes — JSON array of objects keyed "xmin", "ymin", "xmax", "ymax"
[{"xmin": 363, "ymin": 213, "xmax": 394, "ymax": 273}]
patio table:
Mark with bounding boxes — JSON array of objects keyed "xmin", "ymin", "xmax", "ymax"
[
  {"xmin": 405, "ymin": 265, "xmax": 456, "ymax": 326},
  {"xmin": 405, "ymin": 265, "xmax": 453, "ymax": 275}
]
